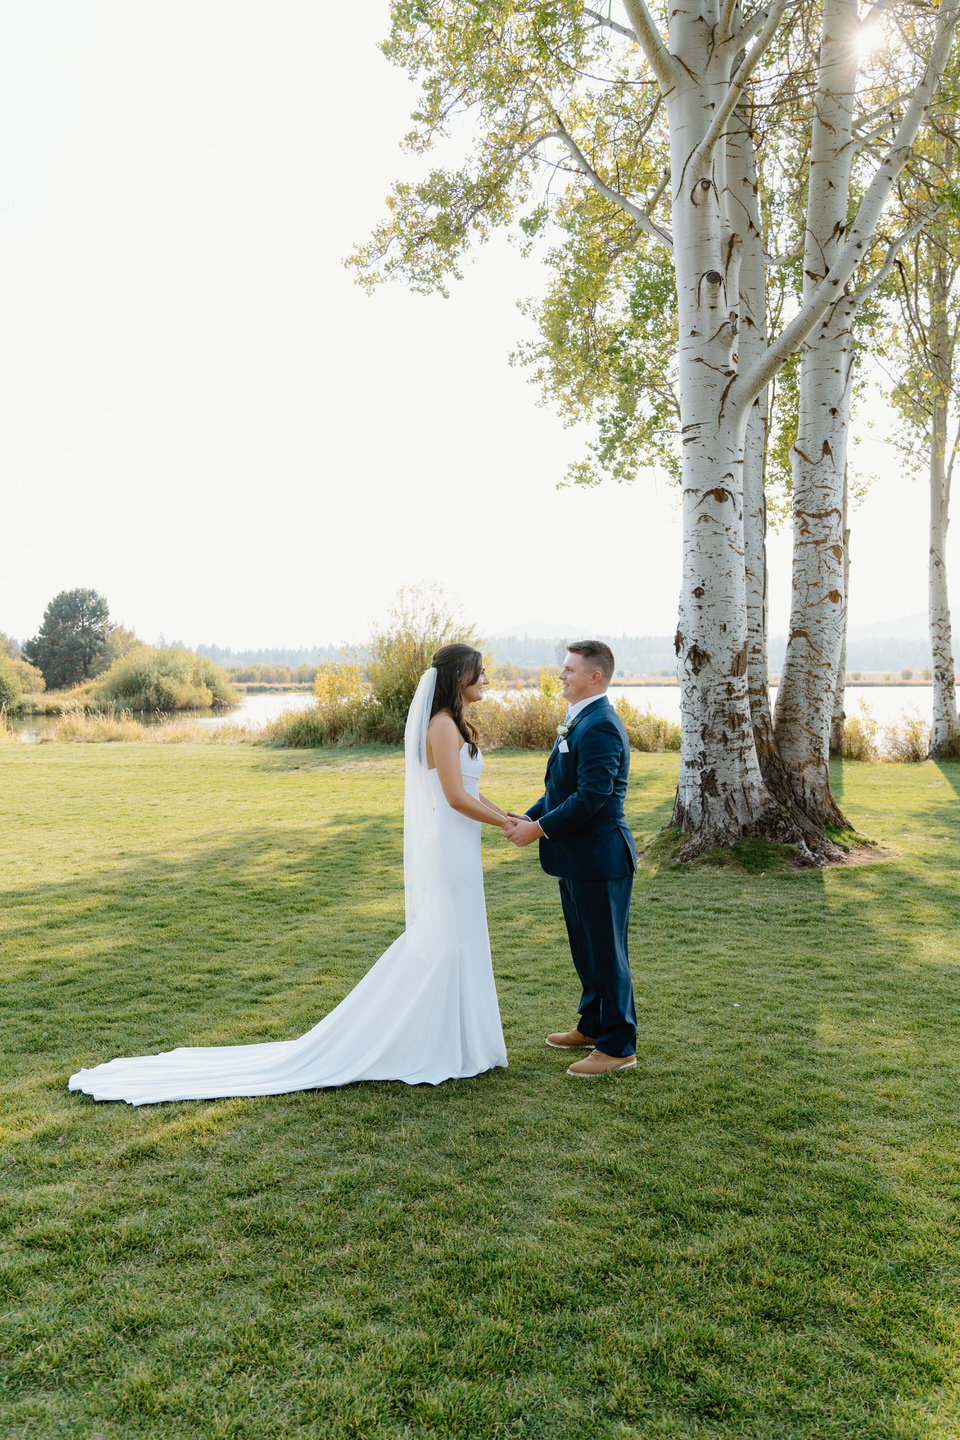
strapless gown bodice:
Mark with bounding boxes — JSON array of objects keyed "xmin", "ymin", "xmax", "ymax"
[{"xmin": 68, "ymin": 745, "xmax": 506, "ymax": 1104}]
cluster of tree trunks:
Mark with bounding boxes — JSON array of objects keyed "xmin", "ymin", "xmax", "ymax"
[{"xmin": 357, "ymin": 0, "xmax": 960, "ymax": 856}]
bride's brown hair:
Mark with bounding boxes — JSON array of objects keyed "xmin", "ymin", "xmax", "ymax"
[{"xmin": 430, "ymin": 643, "xmax": 482, "ymax": 758}]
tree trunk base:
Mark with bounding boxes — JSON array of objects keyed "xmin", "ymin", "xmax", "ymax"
[
  {"xmin": 671, "ymin": 796, "xmax": 844, "ymax": 865},
  {"xmin": 753, "ymin": 714, "xmax": 850, "ymax": 853},
  {"xmin": 928, "ymin": 733, "xmax": 960, "ymax": 760}
]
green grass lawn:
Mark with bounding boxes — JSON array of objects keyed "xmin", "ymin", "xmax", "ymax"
[{"xmin": 2, "ymin": 743, "xmax": 960, "ymax": 1438}]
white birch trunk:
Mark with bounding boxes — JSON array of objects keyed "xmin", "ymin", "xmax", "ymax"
[
  {"xmin": 662, "ymin": 12, "xmax": 784, "ymax": 855},
  {"xmin": 727, "ymin": 102, "xmax": 805, "ymax": 815},
  {"xmin": 773, "ymin": 0, "xmax": 857, "ymax": 829},
  {"xmin": 617, "ymin": 0, "xmax": 960, "ymax": 853},
  {"xmin": 928, "ymin": 267, "xmax": 959, "ymax": 755},
  {"xmin": 829, "ymin": 468, "xmax": 850, "ymax": 756}
]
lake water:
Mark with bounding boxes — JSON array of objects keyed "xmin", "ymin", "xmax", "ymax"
[
  {"xmin": 605, "ymin": 684, "xmax": 933, "ymax": 727},
  {"xmin": 12, "ymin": 683, "xmax": 938, "ymax": 741},
  {"xmin": 13, "ymin": 691, "xmax": 318, "ymax": 742}
]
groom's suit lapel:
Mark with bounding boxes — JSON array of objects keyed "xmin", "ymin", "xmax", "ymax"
[{"xmin": 546, "ymin": 696, "xmax": 610, "ymax": 774}]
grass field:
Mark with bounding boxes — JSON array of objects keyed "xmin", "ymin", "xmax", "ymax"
[{"xmin": 2, "ymin": 743, "xmax": 960, "ymax": 1438}]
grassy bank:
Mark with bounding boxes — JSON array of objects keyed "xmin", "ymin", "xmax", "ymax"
[{"xmin": 2, "ymin": 745, "xmax": 960, "ymax": 1437}]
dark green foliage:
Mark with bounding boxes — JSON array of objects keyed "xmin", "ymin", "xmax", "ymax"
[{"xmin": 22, "ymin": 588, "xmax": 111, "ymax": 690}]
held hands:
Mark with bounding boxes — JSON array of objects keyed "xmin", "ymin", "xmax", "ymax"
[{"xmin": 502, "ymin": 816, "xmax": 543, "ymax": 848}]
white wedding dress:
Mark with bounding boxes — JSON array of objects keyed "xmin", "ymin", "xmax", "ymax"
[{"xmin": 68, "ymin": 681, "xmax": 507, "ymax": 1104}]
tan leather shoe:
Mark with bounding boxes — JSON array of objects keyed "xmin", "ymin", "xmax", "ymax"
[
  {"xmin": 567, "ymin": 1049, "xmax": 637, "ymax": 1077},
  {"xmin": 545, "ymin": 1028, "xmax": 597, "ymax": 1049}
]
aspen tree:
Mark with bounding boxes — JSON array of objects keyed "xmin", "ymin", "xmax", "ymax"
[{"xmin": 356, "ymin": 0, "xmax": 960, "ymax": 855}]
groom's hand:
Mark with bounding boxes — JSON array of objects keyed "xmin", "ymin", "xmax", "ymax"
[{"xmin": 503, "ymin": 817, "xmax": 543, "ymax": 847}]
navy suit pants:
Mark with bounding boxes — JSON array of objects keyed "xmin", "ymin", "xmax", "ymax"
[{"xmin": 558, "ymin": 875, "xmax": 636, "ymax": 1057}]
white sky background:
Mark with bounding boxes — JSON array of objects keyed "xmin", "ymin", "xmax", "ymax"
[{"xmin": 1, "ymin": 0, "xmax": 934, "ymax": 654}]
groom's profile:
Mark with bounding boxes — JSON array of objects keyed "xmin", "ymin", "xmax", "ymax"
[{"xmin": 504, "ymin": 641, "xmax": 637, "ymax": 1076}]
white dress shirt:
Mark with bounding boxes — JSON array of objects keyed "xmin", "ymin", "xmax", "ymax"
[{"xmin": 566, "ymin": 693, "xmax": 607, "ymax": 722}]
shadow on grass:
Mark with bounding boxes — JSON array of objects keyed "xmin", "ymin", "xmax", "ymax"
[{"xmin": 934, "ymin": 758, "xmax": 960, "ymax": 797}]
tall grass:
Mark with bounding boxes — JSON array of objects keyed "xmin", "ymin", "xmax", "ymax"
[
  {"xmin": 0, "ymin": 703, "xmax": 18, "ymax": 745},
  {"xmin": 883, "ymin": 708, "xmax": 930, "ymax": 762},
  {"xmin": 265, "ymin": 698, "xmax": 406, "ymax": 747},
  {"xmin": 51, "ymin": 708, "xmax": 262, "ymax": 744},
  {"xmin": 840, "ymin": 700, "xmax": 881, "ymax": 761},
  {"xmin": 840, "ymin": 701, "xmax": 937, "ymax": 762}
]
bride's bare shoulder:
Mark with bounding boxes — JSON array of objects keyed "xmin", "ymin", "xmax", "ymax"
[{"xmin": 426, "ymin": 709, "xmax": 462, "ymax": 763}]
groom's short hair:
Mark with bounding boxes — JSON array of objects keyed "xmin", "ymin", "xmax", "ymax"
[{"xmin": 567, "ymin": 640, "xmax": 615, "ymax": 684}]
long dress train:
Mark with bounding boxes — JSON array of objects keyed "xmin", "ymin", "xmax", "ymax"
[{"xmin": 68, "ymin": 746, "xmax": 507, "ymax": 1104}]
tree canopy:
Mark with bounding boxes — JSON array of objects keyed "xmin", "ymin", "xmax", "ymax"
[
  {"xmin": 355, "ymin": 0, "xmax": 960, "ymax": 857},
  {"xmin": 23, "ymin": 589, "xmax": 112, "ymax": 691}
]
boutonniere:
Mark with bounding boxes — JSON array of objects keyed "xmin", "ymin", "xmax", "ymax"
[{"xmin": 556, "ymin": 722, "xmax": 570, "ymax": 739}]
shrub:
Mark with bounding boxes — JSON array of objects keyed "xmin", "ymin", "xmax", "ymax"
[
  {"xmin": 840, "ymin": 701, "xmax": 879, "ymax": 761},
  {"xmin": 0, "ymin": 657, "xmax": 23, "ymax": 710},
  {"xmin": 95, "ymin": 647, "xmax": 237, "ymax": 711},
  {"xmin": 366, "ymin": 583, "xmax": 484, "ymax": 720},
  {"xmin": 314, "ymin": 660, "xmax": 367, "ymax": 705},
  {"xmin": 265, "ymin": 696, "xmax": 405, "ymax": 748},
  {"xmin": 884, "ymin": 710, "xmax": 930, "ymax": 763},
  {"xmin": 614, "ymin": 696, "xmax": 682, "ymax": 752},
  {"xmin": 9, "ymin": 656, "xmax": 45, "ymax": 692},
  {"xmin": 477, "ymin": 690, "xmax": 566, "ymax": 749},
  {"xmin": 538, "ymin": 666, "xmax": 561, "ymax": 697},
  {"xmin": 901, "ymin": 668, "xmax": 913, "ymax": 681}
]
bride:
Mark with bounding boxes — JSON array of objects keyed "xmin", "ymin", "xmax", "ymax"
[{"xmin": 69, "ymin": 644, "xmax": 511, "ymax": 1104}]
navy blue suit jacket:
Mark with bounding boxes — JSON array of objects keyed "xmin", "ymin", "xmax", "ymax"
[{"xmin": 526, "ymin": 696, "xmax": 637, "ymax": 880}]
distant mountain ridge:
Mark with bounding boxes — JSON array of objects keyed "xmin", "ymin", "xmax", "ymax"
[
  {"xmin": 194, "ymin": 643, "xmax": 346, "ymax": 668},
  {"xmin": 191, "ymin": 616, "xmax": 948, "ymax": 676}
]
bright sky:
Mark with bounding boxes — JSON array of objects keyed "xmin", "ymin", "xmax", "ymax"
[{"xmin": 1, "ymin": 0, "xmax": 938, "ymax": 654}]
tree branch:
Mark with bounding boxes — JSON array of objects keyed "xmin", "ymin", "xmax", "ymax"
[
  {"xmin": 736, "ymin": 3, "xmax": 777, "ymax": 49},
  {"xmin": 583, "ymin": 6, "xmax": 634, "ymax": 40},
  {"xmin": 736, "ymin": 0, "xmax": 960, "ymax": 410},
  {"xmin": 852, "ymin": 208, "xmax": 945, "ymax": 305},
  {"xmin": 850, "ymin": 123, "xmax": 898, "ymax": 154},
  {"xmin": 766, "ymin": 239, "xmax": 803, "ymax": 268},
  {"xmin": 698, "ymin": 0, "xmax": 791, "ymax": 166},
  {"xmin": 542, "ymin": 102, "xmax": 674, "ymax": 249},
  {"xmin": 854, "ymin": 96, "xmax": 907, "ymax": 133},
  {"xmin": 717, "ymin": 0, "xmax": 739, "ymax": 45},
  {"xmin": 620, "ymin": 0, "xmax": 677, "ymax": 92},
  {"xmin": 645, "ymin": 171, "xmax": 670, "ymax": 212}
]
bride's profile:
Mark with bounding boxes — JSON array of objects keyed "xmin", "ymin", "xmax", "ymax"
[{"xmin": 69, "ymin": 643, "xmax": 510, "ymax": 1104}]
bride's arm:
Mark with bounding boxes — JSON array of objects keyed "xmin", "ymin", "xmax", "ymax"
[{"xmin": 428, "ymin": 716, "xmax": 511, "ymax": 829}]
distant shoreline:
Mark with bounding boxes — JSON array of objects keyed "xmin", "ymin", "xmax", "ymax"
[{"xmin": 614, "ymin": 675, "xmax": 942, "ymax": 687}]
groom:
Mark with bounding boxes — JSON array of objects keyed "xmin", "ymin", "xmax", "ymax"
[{"xmin": 504, "ymin": 641, "xmax": 637, "ymax": 1077}]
